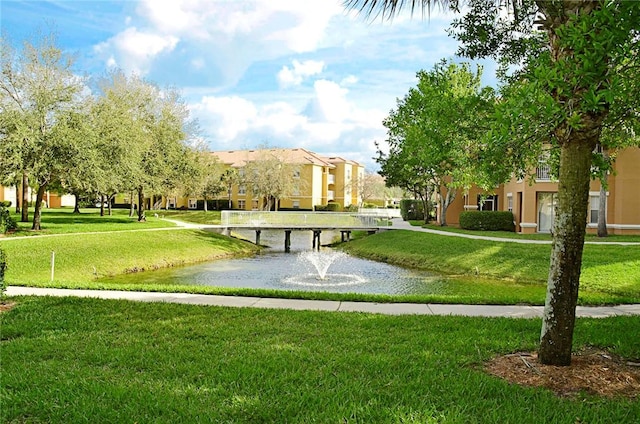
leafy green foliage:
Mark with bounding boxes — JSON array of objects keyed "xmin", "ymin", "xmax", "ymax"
[
  {"xmin": 378, "ymin": 60, "xmax": 496, "ymax": 225},
  {"xmin": 399, "ymin": 199, "xmax": 424, "ymax": 221},
  {"xmin": 459, "ymin": 211, "xmax": 515, "ymax": 232},
  {"xmin": 0, "ymin": 201, "xmax": 17, "ymax": 234}
]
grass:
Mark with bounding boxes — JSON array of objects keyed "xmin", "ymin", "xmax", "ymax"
[
  {"xmin": 2, "ymin": 297, "xmax": 639, "ymax": 423},
  {"xmin": 0, "ymin": 229, "xmax": 259, "ymax": 285},
  {"xmin": 415, "ymin": 222, "xmax": 640, "ymax": 243},
  {"xmin": 340, "ymin": 230, "xmax": 640, "ymax": 305},
  {"xmin": 158, "ymin": 209, "xmax": 222, "ymax": 225},
  {"xmin": 2, "ymin": 209, "xmax": 638, "ymax": 306},
  {"xmin": 7, "ymin": 207, "xmax": 175, "ymax": 236}
]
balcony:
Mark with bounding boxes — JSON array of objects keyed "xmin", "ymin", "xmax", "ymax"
[
  {"xmin": 327, "ymin": 174, "xmax": 335, "ymax": 185},
  {"xmin": 327, "ymin": 190, "xmax": 335, "ymax": 200},
  {"xmin": 536, "ymin": 164, "xmax": 551, "ymax": 181}
]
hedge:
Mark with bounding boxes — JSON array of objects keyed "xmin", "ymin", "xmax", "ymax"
[
  {"xmin": 459, "ymin": 211, "xmax": 515, "ymax": 231},
  {"xmin": 315, "ymin": 203, "xmax": 342, "ymax": 212},
  {"xmin": 0, "ymin": 201, "xmax": 17, "ymax": 234},
  {"xmin": 400, "ymin": 199, "xmax": 424, "ymax": 221}
]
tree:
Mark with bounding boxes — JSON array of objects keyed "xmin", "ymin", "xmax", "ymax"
[
  {"xmin": 347, "ymin": 0, "xmax": 640, "ymax": 365},
  {"xmin": 241, "ymin": 148, "xmax": 302, "ymax": 211},
  {"xmin": 356, "ymin": 171, "xmax": 387, "ymax": 206},
  {"xmin": 0, "ymin": 31, "xmax": 85, "ymax": 230},
  {"xmin": 378, "ymin": 60, "xmax": 494, "ymax": 225}
]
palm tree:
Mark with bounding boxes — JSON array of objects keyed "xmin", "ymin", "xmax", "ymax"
[{"xmin": 346, "ymin": 0, "xmax": 640, "ymax": 366}]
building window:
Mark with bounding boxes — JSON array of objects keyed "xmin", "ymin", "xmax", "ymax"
[
  {"xmin": 238, "ymin": 200, "xmax": 245, "ymax": 210},
  {"xmin": 477, "ymin": 195, "xmax": 498, "ymax": 211},
  {"xmin": 507, "ymin": 195, "xmax": 513, "ymax": 212},
  {"xmin": 238, "ymin": 185, "xmax": 246, "ymax": 195},
  {"xmin": 589, "ymin": 195, "xmax": 605, "ymax": 224},
  {"xmin": 168, "ymin": 197, "xmax": 176, "ymax": 209},
  {"xmin": 292, "ymin": 200, "xmax": 300, "ymax": 209},
  {"xmin": 188, "ymin": 198, "xmax": 197, "ymax": 209},
  {"xmin": 251, "ymin": 200, "xmax": 259, "ymax": 210},
  {"xmin": 293, "ymin": 170, "xmax": 300, "ymax": 179},
  {"xmin": 537, "ymin": 192, "xmax": 557, "ymax": 233}
]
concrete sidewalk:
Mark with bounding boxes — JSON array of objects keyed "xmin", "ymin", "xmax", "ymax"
[{"xmin": 6, "ymin": 286, "xmax": 640, "ymax": 318}]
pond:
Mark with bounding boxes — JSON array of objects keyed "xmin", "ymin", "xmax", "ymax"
[{"xmin": 97, "ymin": 229, "xmax": 465, "ymax": 295}]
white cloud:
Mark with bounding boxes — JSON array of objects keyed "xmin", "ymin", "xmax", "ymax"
[
  {"xmin": 94, "ymin": 27, "xmax": 179, "ymax": 75},
  {"xmin": 277, "ymin": 60, "xmax": 325, "ymax": 87}
]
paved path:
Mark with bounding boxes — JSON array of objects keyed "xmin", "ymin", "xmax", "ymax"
[
  {"xmin": 6, "ymin": 286, "xmax": 640, "ymax": 318},
  {"xmin": 387, "ymin": 219, "xmax": 640, "ymax": 245}
]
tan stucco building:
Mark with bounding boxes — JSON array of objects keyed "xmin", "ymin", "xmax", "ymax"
[{"xmin": 440, "ymin": 146, "xmax": 640, "ymax": 235}]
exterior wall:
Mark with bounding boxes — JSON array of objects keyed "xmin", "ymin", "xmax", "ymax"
[
  {"xmin": 503, "ymin": 146, "xmax": 640, "ymax": 235},
  {"xmin": 442, "ymin": 186, "xmax": 503, "ymax": 226}
]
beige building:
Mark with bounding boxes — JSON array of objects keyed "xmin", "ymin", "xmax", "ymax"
[
  {"xmin": 200, "ymin": 148, "xmax": 365, "ymax": 211},
  {"xmin": 441, "ymin": 146, "xmax": 640, "ymax": 235}
]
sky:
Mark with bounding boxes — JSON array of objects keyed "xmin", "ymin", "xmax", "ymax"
[{"xmin": 1, "ymin": 0, "xmax": 498, "ymax": 171}]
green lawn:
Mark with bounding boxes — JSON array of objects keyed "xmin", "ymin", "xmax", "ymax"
[
  {"xmin": 8, "ymin": 207, "xmax": 175, "ymax": 236},
  {"xmin": 340, "ymin": 230, "xmax": 640, "ymax": 304},
  {"xmin": 2, "ymin": 209, "xmax": 638, "ymax": 306},
  {"xmin": 1, "ymin": 296, "xmax": 639, "ymax": 423},
  {"xmin": 417, "ymin": 222, "xmax": 640, "ymax": 243}
]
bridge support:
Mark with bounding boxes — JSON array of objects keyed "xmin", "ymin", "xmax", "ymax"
[
  {"xmin": 284, "ymin": 230, "xmax": 292, "ymax": 252},
  {"xmin": 255, "ymin": 230, "xmax": 261, "ymax": 245},
  {"xmin": 312, "ymin": 230, "xmax": 322, "ymax": 250},
  {"xmin": 341, "ymin": 230, "xmax": 351, "ymax": 242}
]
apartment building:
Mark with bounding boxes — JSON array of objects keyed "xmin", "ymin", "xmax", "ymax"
[
  {"xmin": 442, "ymin": 146, "xmax": 640, "ymax": 235},
  {"xmin": 165, "ymin": 148, "xmax": 365, "ymax": 211}
]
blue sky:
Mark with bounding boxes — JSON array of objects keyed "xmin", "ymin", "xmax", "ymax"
[{"xmin": 1, "ymin": 0, "xmax": 497, "ymax": 170}]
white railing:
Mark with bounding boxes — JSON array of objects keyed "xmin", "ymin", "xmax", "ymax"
[
  {"xmin": 221, "ymin": 211, "xmax": 382, "ymax": 228},
  {"xmin": 357, "ymin": 207, "xmax": 402, "ymax": 218},
  {"xmin": 536, "ymin": 164, "xmax": 551, "ymax": 181}
]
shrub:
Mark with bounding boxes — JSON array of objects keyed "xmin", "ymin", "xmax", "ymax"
[
  {"xmin": 325, "ymin": 202, "xmax": 342, "ymax": 212},
  {"xmin": 459, "ymin": 211, "xmax": 515, "ymax": 231},
  {"xmin": 400, "ymin": 199, "xmax": 424, "ymax": 221},
  {"xmin": 0, "ymin": 201, "xmax": 17, "ymax": 234},
  {"xmin": 344, "ymin": 204, "xmax": 359, "ymax": 212}
]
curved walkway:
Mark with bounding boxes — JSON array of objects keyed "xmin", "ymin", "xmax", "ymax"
[
  {"xmin": 387, "ymin": 219, "xmax": 640, "ymax": 245},
  {"xmin": 6, "ymin": 286, "xmax": 640, "ymax": 318}
]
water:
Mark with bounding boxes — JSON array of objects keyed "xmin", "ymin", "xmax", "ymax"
[{"xmin": 99, "ymin": 229, "xmax": 454, "ymax": 295}]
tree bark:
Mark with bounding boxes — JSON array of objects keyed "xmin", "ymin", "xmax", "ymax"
[
  {"xmin": 14, "ymin": 182, "xmax": 20, "ymax": 214},
  {"xmin": 73, "ymin": 194, "xmax": 81, "ymax": 214},
  {"xmin": 21, "ymin": 172, "xmax": 29, "ymax": 222},
  {"xmin": 129, "ymin": 190, "xmax": 135, "ymax": 218},
  {"xmin": 100, "ymin": 194, "xmax": 105, "ymax": 217},
  {"xmin": 539, "ymin": 139, "xmax": 595, "ymax": 366},
  {"xmin": 137, "ymin": 187, "xmax": 146, "ymax": 222},
  {"xmin": 31, "ymin": 183, "xmax": 47, "ymax": 231}
]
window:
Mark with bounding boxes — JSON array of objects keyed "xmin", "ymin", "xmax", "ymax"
[
  {"xmin": 167, "ymin": 197, "xmax": 176, "ymax": 209},
  {"xmin": 238, "ymin": 185, "xmax": 246, "ymax": 195},
  {"xmin": 507, "ymin": 195, "xmax": 513, "ymax": 212},
  {"xmin": 537, "ymin": 192, "xmax": 557, "ymax": 233},
  {"xmin": 293, "ymin": 170, "xmax": 300, "ymax": 179},
  {"xmin": 238, "ymin": 200, "xmax": 245, "ymax": 210},
  {"xmin": 477, "ymin": 195, "xmax": 498, "ymax": 211},
  {"xmin": 292, "ymin": 200, "xmax": 300, "ymax": 209},
  {"xmin": 589, "ymin": 195, "xmax": 604, "ymax": 224},
  {"xmin": 252, "ymin": 200, "xmax": 259, "ymax": 210},
  {"xmin": 188, "ymin": 198, "xmax": 197, "ymax": 209}
]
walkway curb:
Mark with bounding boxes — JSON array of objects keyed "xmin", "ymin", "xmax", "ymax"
[{"xmin": 6, "ymin": 287, "xmax": 640, "ymax": 318}]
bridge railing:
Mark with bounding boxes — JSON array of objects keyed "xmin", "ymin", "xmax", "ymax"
[{"xmin": 221, "ymin": 211, "xmax": 383, "ymax": 228}]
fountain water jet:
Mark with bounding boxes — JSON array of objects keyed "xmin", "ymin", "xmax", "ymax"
[{"xmin": 282, "ymin": 250, "xmax": 367, "ymax": 287}]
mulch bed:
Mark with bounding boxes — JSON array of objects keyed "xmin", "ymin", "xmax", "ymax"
[{"xmin": 485, "ymin": 348, "xmax": 640, "ymax": 399}]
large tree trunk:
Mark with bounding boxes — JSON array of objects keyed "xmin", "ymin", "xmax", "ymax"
[
  {"xmin": 539, "ymin": 139, "xmax": 595, "ymax": 366},
  {"xmin": 137, "ymin": 187, "xmax": 146, "ymax": 222},
  {"xmin": 31, "ymin": 183, "xmax": 47, "ymax": 231},
  {"xmin": 21, "ymin": 172, "xmax": 29, "ymax": 222},
  {"xmin": 14, "ymin": 182, "xmax": 20, "ymax": 214},
  {"xmin": 73, "ymin": 194, "xmax": 81, "ymax": 214},
  {"xmin": 129, "ymin": 190, "xmax": 135, "ymax": 218},
  {"xmin": 438, "ymin": 187, "xmax": 456, "ymax": 227},
  {"xmin": 99, "ymin": 194, "xmax": 105, "ymax": 217}
]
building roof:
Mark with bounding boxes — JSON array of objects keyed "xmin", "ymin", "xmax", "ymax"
[{"xmin": 211, "ymin": 148, "xmax": 338, "ymax": 168}]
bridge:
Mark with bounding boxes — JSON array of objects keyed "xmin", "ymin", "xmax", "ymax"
[{"xmin": 221, "ymin": 211, "xmax": 388, "ymax": 251}]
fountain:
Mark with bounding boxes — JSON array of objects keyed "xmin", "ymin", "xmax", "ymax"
[{"xmin": 282, "ymin": 250, "xmax": 368, "ymax": 287}]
